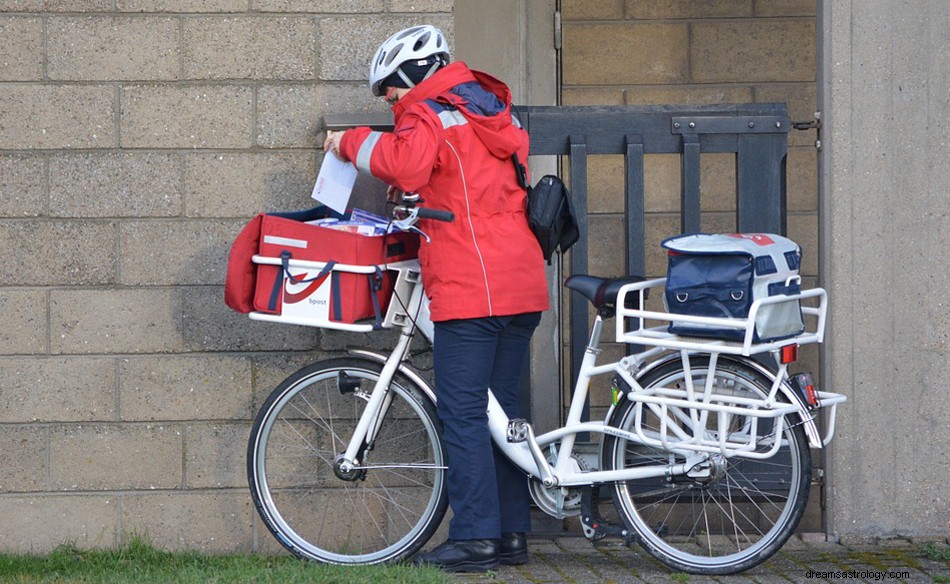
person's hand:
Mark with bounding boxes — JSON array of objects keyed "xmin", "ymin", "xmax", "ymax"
[
  {"xmin": 386, "ymin": 185, "xmax": 404, "ymax": 203},
  {"xmin": 323, "ymin": 130, "xmax": 345, "ymax": 159}
]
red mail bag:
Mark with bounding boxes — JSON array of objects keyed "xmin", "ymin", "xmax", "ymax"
[{"xmin": 224, "ymin": 207, "xmax": 419, "ymax": 325}]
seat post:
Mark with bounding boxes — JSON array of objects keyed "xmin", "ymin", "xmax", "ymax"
[{"xmin": 586, "ymin": 314, "xmax": 605, "ymax": 354}]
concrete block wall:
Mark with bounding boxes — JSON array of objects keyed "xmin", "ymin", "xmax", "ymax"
[
  {"xmin": 0, "ymin": 1, "xmax": 452, "ymax": 553},
  {"xmin": 559, "ymin": 1, "xmax": 821, "ymax": 419}
]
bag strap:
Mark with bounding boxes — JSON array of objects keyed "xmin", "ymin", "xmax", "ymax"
[
  {"xmin": 366, "ymin": 266, "xmax": 385, "ymax": 330},
  {"xmin": 268, "ymin": 250, "xmax": 337, "ymax": 312},
  {"xmin": 511, "ymin": 153, "xmax": 529, "ymax": 191}
]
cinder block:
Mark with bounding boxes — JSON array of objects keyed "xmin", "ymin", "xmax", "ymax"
[
  {"xmin": 586, "ymin": 214, "xmax": 625, "ymax": 277},
  {"xmin": 318, "ymin": 15, "xmax": 453, "ymax": 81},
  {"xmin": 754, "ymin": 0, "xmax": 816, "ymax": 17},
  {"xmin": 183, "ymin": 16, "xmax": 315, "ymax": 80},
  {"xmin": 0, "ymin": 426, "xmax": 47, "ymax": 492},
  {"xmin": 0, "ymin": 289, "xmax": 47, "ymax": 355},
  {"xmin": 0, "ymin": 221, "xmax": 116, "ymax": 286},
  {"xmin": 47, "ymin": 16, "xmax": 179, "ymax": 81},
  {"xmin": 179, "ymin": 286, "xmax": 322, "ymax": 352},
  {"xmin": 50, "ymin": 289, "xmax": 184, "ymax": 354},
  {"xmin": 120, "ymin": 84, "xmax": 253, "ymax": 149},
  {"xmin": 0, "ymin": 495, "xmax": 116, "ymax": 553},
  {"xmin": 0, "ymin": 84, "xmax": 115, "ymax": 149},
  {"xmin": 625, "ymin": 0, "xmax": 753, "ymax": 19},
  {"xmin": 0, "ymin": 0, "xmax": 112, "ymax": 11},
  {"xmin": 183, "ymin": 422, "xmax": 252, "ymax": 488},
  {"xmin": 562, "ymin": 23, "xmax": 688, "ymax": 85},
  {"xmin": 644, "ymin": 213, "xmax": 681, "ymax": 277},
  {"xmin": 699, "ymin": 211, "xmax": 736, "ymax": 234},
  {"xmin": 117, "ymin": 0, "xmax": 246, "ymax": 11},
  {"xmin": 118, "ymin": 219, "xmax": 241, "ymax": 285},
  {"xmin": 50, "ymin": 152, "xmax": 183, "ymax": 218},
  {"xmin": 0, "ymin": 154, "xmax": 46, "ymax": 217},
  {"xmin": 562, "ymin": 0, "xmax": 623, "ymax": 20},
  {"xmin": 561, "ymin": 87, "xmax": 624, "ymax": 106},
  {"xmin": 701, "ymin": 152, "xmax": 737, "ymax": 212},
  {"xmin": 249, "ymin": 351, "xmax": 325, "ymax": 410},
  {"xmin": 50, "ymin": 424, "xmax": 183, "ymax": 490},
  {"xmin": 183, "ymin": 151, "xmax": 316, "ymax": 218},
  {"xmin": 644, "ymin": 153, "xmax": 680, "ymax": 213},
  {"xmin": 256, "ymin": 84, "xmax": 388, "ymax": 148},
  {"xmin": 585, "ymin": 155, "xmax": 625, "ymax": 214},
  {"xmin": 118, "ymin": 355, "xmax": 253, "ymax": 421},
  {"xmin": 691, "ymin": 21, "xmax": 816, "ymax": 83},
  {"xmin": 0, "ymin": 357, "xmax": 116, "ymax": 423},
  {"xmin": 120, "ymin": 491, "xmax": 253, "ymax": 552},
  {"xmin": 251, "ymin": 0, "xmax": 382, "ymax": 11},
  {"xmin": 0, "ymin": 17, "xmax": 42, "ymax": 80},
  {"xmin": 626, "ymin": 85, "xmax": 754, "ymax": 106}
]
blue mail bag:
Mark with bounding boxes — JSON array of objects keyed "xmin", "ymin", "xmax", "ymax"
[{"xmin": 662, "ymin": 233, "xmax": 805, "ymax": 342}]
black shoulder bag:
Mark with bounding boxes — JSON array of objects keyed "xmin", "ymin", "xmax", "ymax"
[{"xmin": 513, "ymin": 153, "xmax": 580, "ymax": 265}]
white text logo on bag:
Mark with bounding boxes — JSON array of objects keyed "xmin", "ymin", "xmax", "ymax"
[{"xmin": 281, "ymin": 269, "xmax": 331, "ymax": 320}]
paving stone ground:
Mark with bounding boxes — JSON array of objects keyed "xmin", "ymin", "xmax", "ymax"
[{"xmin": 451, "ymin": 535, "xmax": 950, "ymax": 584}]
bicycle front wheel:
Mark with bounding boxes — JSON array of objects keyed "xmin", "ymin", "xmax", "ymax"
[
  {"xmin": 247, "ymin": 357, "xmax": 448, "ymax": 564},
  {"xmin": 603, "ymin": 356, "xmax": 811, "ymax": 575}
]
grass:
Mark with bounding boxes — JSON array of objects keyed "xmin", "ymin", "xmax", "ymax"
[
  {"xmin": 0, "ymin": 537, "xmax": 450, "ymax": 584},
  {"xmin": 921, "ymin": 542, "xmax": 950, "ymax": 562}
]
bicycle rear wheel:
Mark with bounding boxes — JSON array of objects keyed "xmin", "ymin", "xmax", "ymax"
[
  {"xmin": 603, "ymin": 356, "xmax": 810, "ymax": 574},
  {"xmin": 247, "ymin": 357, "xmax": 448, "ymax": 564}
]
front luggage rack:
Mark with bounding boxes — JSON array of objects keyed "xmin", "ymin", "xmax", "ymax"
[{"xmin": 248, "ymin": 255, "xmax": 421, "ymax": 332}]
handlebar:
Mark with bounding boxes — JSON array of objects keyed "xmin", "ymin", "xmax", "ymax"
[{"xmin": 415, "ymin": 207, "xmax": 455, "ymax": 222}]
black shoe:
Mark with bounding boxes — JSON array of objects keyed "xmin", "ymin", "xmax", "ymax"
[
  {"xmin": 499, "ymin": 532, "xmax": 528, "ymax": 565},
  {"xmin": 413, "ymin": 539, "xmax": 499, "ymax": 573}
]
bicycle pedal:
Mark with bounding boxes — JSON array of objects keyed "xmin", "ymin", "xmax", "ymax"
[{"xmin": 506, "ymin": 419, "xmax": 529, "ymax": 443}]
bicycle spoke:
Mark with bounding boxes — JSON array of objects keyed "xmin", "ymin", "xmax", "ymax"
[
  {"xmin": 607, "ymin": 357, "xmax": 810, "ymax": 574},
  {"xmin": 249, "ymin": 361, "xmax": 447, "ymax": 564}
]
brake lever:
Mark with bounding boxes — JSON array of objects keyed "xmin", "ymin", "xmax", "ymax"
[{"xmin": 390, "ymin": 208, "xmax": 431, "ymax": 242}]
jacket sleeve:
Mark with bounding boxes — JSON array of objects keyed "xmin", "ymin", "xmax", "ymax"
[{"xmin": 339, "ymin": 108, "xmax": 442, "ymax": 193}]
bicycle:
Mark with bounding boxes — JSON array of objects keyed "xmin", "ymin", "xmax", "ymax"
[{"xmin": 244, "ymin": 198, "xmax": 846, "ymax": 575}]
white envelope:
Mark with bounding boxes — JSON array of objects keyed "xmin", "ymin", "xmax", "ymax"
[{"xmin": 311, "ymin": 154, "xmax": 358, "ymax": 214}]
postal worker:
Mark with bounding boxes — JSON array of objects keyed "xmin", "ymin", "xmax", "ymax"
[{"xmin": 324, "ymin": 24, "xmax": 549, "ymax": 572}]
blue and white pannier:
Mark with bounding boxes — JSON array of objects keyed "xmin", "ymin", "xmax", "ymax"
[{"xmin": 662, "ymin": 233, "xmax": 805, "ymax": 342}]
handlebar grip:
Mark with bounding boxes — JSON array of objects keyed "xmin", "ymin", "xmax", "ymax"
[{"xmin": 416, "ymin": 207, "xmax": 455, "ymax": 222}]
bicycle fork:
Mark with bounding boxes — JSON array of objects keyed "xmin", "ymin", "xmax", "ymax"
[{"xmin": 336, "ymin": 278, "xmax": 426, "ymax": 475}]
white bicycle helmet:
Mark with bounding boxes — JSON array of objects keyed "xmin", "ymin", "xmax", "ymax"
[{"xmin": 369, "ymin": 25, "xmax": 450, "ymax": 96}]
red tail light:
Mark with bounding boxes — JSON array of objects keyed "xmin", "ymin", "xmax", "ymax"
[{"xmin": 780, "ymin": 344, "xmax": 798, "ymax": 364}]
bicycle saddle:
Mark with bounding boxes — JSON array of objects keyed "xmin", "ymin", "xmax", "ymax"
[{"xmin": 564, "ymin": 275, "xmax": 647, "ymax": 317}]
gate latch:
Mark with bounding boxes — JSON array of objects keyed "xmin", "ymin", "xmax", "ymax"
[{"xmin": 793, "ymin": 111, "xmax": 821, "ymax": 131}]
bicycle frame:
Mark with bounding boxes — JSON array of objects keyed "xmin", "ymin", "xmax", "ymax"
[{"xmin": 254, "ymin": 256, "xmax": 844, "ymax": 490}]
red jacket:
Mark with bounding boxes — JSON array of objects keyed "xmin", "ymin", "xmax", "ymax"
[{"xmin": 339, "ymin": 62, "xmax": 549, "ymax": 321}]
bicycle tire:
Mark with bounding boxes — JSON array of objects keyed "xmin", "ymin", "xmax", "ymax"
[
  {"xmin": 247, "ymin": 357, "xmax": 448, "ymax": 564},
  {"xmin": 602, "ymin": 356, "xmax": 811, "ymax": 575}
]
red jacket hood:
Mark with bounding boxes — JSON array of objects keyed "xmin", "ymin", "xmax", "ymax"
[{"xmin": 393, "ymin": 61, "xmax": 523, "ymax": 160}]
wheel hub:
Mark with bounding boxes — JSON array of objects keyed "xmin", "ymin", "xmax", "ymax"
[
  {"xmin": 333, "ymin": 454, "xmax": 367, "ymax": 481},
  {"xmin": 685, "ymin": 453, "xmax": 729, "ymax": 485}
]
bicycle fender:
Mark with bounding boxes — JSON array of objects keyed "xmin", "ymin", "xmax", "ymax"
[
  {"xmin": 346, "ymin": 349, "xmax": 437, "ymax": 405},
  {"xmin": 629, "ymin": 353, "xmax": 823, "ymax": 449}
]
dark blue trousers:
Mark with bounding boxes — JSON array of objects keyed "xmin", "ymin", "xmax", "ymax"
[{"xmin": 433, "ymin": 311, "xmax": 542, "ymax": 541}]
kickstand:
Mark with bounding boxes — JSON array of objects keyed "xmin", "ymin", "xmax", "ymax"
[{"xmin": 579, "ymin": 486, "xmax": 636, "ymax": 546}]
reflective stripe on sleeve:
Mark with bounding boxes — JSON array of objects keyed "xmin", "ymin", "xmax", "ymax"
[{"xmin": 355, "ymin": 131, "xmax": 383, "ymax": 174}]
